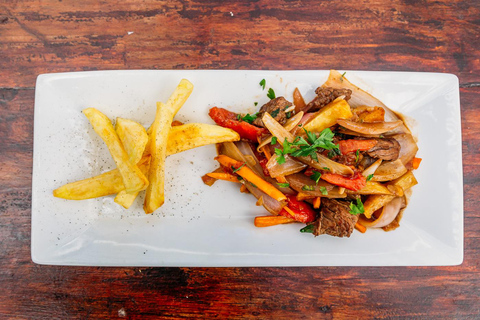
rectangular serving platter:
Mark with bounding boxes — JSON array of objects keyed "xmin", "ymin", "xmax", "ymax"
[{"xmin": 31, "ymin": 70, "xmax": 463, "ymax": 266}]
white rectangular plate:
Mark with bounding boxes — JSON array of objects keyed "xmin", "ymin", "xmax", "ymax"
[{"xmin": 31, "ymin": 70, "xmax": 463, "ymax": 266}]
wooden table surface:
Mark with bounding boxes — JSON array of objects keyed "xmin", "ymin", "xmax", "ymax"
[{"xmin": 1, "ymin": 0, "xmax": 479, "ymax": 318}]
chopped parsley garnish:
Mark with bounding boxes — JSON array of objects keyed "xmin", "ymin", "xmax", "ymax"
[
  {"xmin": 267, "ymin": 88, "xmax": 276, "ymax": 99},
  {"xmin": 236, "ymin": 113, "xmax": 258, "ymax": 124},
  {"xmin": 277, "ymin": 182, "xmax": 290, "ymax": 188},
  {"xmin": 355, "ymin": 149, "xmax": 360, "ymax": 162},
  {"xmin": 232, "ymin": 163, "xmax": 245, "ymax": 173},
  {"xmin": 302, "ymin": 185, "xmax": 315, "ymax": 191},
  {"xmin": 310, "ymin": 171, "xmax": 322, "ymax": 185},
  {"xmin": 259, "ymin": 79, "xmax": 266, "ymax": 90},
  {"xmin": 271, "ymin": 136, "xmax": 277, "ymax": 145},
  {"xmin": 349, "ymin": 198, "xmax": 364, "ymax": 215},
  {"xmin": 270, "ymin": 108, "xmax": 280, "ymax": 118},
  {"xmin": 340, "ymin": 72, "xmax": 346, "ymax": 81},
  {"xmin": 273, "ymin": 128, "xmax": 340, "ymax": 164},
  {"xmin": 300, "ymin": 224, "xmax": 315, "ymax": 233},
  {"xmin": 366, "ymin": 174, "xmax": 374, "ymax": 181},
  {"xmin": 323, "ymin": 167, "xmax": 330, "ymax": 171},
  {"xmin": 286, "ymin": 111, "xmax": 292, "ymax": 119},
  {"xmin": 319, "ymin": 186, "xmax": 328, "ymax": 195},
  {"xmin": 254, "ymin": 102, "xmax": 258, "ymax": 106}
]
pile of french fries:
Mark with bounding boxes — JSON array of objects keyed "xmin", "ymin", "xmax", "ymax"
[{"xmin": 53, "ymin": 79, "xmax": 240, "ymax": 214}]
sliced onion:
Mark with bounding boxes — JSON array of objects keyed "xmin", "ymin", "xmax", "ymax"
[
  {"xmin": 323, "ymin": 70, "xmax": 410, "ymax": 134},
  {"xmin": 257, "ymin": 111, "xmax": 304, "ymax": 151},
  {"xmin": 266, "ymin": 154, "xmax": 307, "ymax": 178},
  {"xmin": 391, "ymin": 133, "xmax": 418, "ymax": 166},
  {"xmin": 337, "ymin": 119, "xmax": 403, "ymax": 135},
  {"xmin": 262, "ymin": 113, "xmax": 295, "ymax": 143},
  {"xmin": 362, "ymin": 159, "xmax": 382, "ymax": 177},
  {"xmin": 291, "ymin": 112, "xmax": 317, "ymax": 136},
  {"xmin": 218, "ymin": 141, "xmax": 284, "ymax": 214},
  {"xmin": 359, "ymin": 197, "xmax": 403, "ymax": 228},
  {"xmin": 337, "ymin": 127, "xmax": 382, "ymax": 138},
  {"xmin": 371, "ymin": 159, "xmax": 407, "ymax": 182},
  {"xmin": 296, "ymin": 154, "xmax": 354, "ymax": 176}
]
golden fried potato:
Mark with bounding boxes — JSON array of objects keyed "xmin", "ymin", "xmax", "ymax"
[
  {"xmin": 114, "ymin": 118, "xmax": 149, "ymax": 209},
  {"xmin": 144, "ymin": 79, "xmax": 194, "ymax": 214},
  {"xmin": 83, "ymin": 108, "xmax": 148, "ymax": 194},
  {"xmin": 303, "ymin": 98, "xmax": 353, "ymax": 133},
  {"xmin": 53, "ymin": 156, "xmax": 151, "ymax": 200},
  {"xmin": 166, "ymin": 123, "xmax": 239, "ymax": 155}
]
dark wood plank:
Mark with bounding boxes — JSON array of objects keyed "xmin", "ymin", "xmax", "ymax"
[{"xmin": 0, "ymin": 0, "xmax": 479, "ymax": 319}]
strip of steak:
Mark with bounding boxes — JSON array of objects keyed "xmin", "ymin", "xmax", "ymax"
[
  {"xmin": 366, "ymin": 138, "xmax": 400, "ymax": 161},
  {"xmin": 313, "ymin": 199, "xmax": 357, "ymax": 237},
  {"xmin": 304, "ymin": 87, "xmax": 352, "ymax": 112},
  {"xmin": 253, "ymin": 97, "xmax": 291, "ymax": 127}
]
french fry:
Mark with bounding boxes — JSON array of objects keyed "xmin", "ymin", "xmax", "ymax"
[
  {"xmin": 54, "ymin": 123, "xmax": 238, "ymax": 201},
  {"xmin": 115, "ymin": 118, "xmax": 148, "ymax": 164},
  {"xmin": 53, "ymin": 156, "xmax": 151, "ymax": 200},
  {"xmin": 114, "ymin": 118, "xmax": 149, "ymax": 209},
  {"xmin": 83, "ymin": 108, "xmax": 148, "ymax": 194},
  {"xmin": 166, "ymin": 123, "xmax": 239, "ymax": 155},
  {"xmin": 144, "ymin": 79, "xmax": 194, "ymax": 214}
]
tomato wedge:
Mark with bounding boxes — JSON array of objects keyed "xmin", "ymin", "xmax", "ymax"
[
  {"xmin": 209, "ymin": 107, "xmax": 268, "ymax": 141},
  {"xmin": 278, "ymin": 195, "xmax": 316, "ymax": 223}
]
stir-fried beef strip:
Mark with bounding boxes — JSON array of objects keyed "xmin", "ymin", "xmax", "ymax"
[
  {"xmin": 252, "ymin": 97, "xmax": 291, "ymax": 127},
  {"xmin": 366, "ymin": 138, "xmax": 400, "ymax": 161},
  {"xmin": 303, "ymin": 87, "xmax": 352, "ymax": 113},
  {"xmin": 313, "ymin": 199, "xmax": 358, "ymax": 237}
]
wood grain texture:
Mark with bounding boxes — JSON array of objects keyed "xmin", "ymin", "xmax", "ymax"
[{"xmin": 1, "ymin": 0, "xmax": 479, "ymax": 319}]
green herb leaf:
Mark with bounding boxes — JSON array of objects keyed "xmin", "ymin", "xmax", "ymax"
[
  {"xmin": 302, "ymin": 185, "xmax": 315, "ymax": 191},
  {"xmin": 349, "ymin": 198, "xmax": 364, "ymax": 215},
  {"xmin": 270, "ymin": 108, "xmax": 280, "ymax": 118},
  {"xmin": 232, "ymin": 163, "xmax": 245, "ymax": 173},
  {"xmin": 310, "ymin": 171, "xmax": 322, "ymax": 185},
  {"xmin": 237, "ymin": 113, "xmax": 258, "ymax": 124},
  {"xmin": 319, "ymin": 186, "xmax": 328, "ymax": 195},
  {"xmin": 286, "ymin": 111, "xmax": 292, "ymax": 119},
  {"xmin": 259, "ymin": 79, "xmax": 266, "ymax": 90},
  {"xmin": 271, "ymin": 136, "xmax": 277, "ymax": 145},
  {"xmin": 267, "ymin": 88, "xmax": 276, "ymax": 99},
  {"xmin": 274, "ymin": 148, "xmax": 286, "ymax": 164},
  {"xmin": 340, "ymin": 72, "xmax": 346, "ymax": 81},
  {"xmin": 254, "ymin": 102, "xmax": 258, "ymax": 106},
  {"xmin": 366, "ymin": 174, "xmax": 374, "ymax": 181},
  {"xmin": 323, "ymin": 167, "xmax": 330, "ymax": 171},
  {"xmin": 300, "ymin": 224, "xmax": 315, "ymax": 233},
  {"xmin": 277, "ymin": 182, "xmax": 290, "ymax": 188},
  {"xmin": 355, "ymin": 149, "xmax": 360, "ymax": 163}
]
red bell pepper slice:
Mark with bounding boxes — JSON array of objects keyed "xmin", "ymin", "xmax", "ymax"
[
  {"xmin": 278, "ymin": 195, "xmax": 316, "ymax": 223},
  {"xmin": 209, "ymin": 107, "xmax": 268, "ymax": 141},
  {"xmin": 321, "ymin": 171, "xmax": 366, "ymax": 191},
  {"xmin": 338, "ymin": 139, "xmax": 377, "ymax": 155}
]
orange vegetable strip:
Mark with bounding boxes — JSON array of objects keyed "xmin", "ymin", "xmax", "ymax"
[
  {"xmin": 275, "ymin": 176, "xmax": 287, "ymax": 183},
  {"xmin": 206, "ymin": 172, "xmax": 240, "ymax": 183},
  {"xmin": 215, "ymin": 155, "xmax": 287, "ymax": 202},
  {"xmin": 412, "ymin": 157, "xmax": 422, "ymax": 170},
  {"xmin": 321, "ymin": 172, "xmax": 366, "ymax": 191},
  {"xmin": 254, "ymin": 215, "xmax": 296, "ymax": 227},
  {"xmin": 240, "ymin": 184, "xmax": 249, "ymax": 193},
  {"xmin": 261, "ymin": 145, "xmax": 272, "ymax": 160},
  {"xmin": 293, "ymin": 87, "xmax": 306, "ymax": 112},
  {"xmin": 338, "ymin": 139, "xmax": 377, "ymax": 155},
  {"xmin": 355, "ymin": 222, "xmax": 367, "ymax": 233},
  {"xmin": 283, "ymin": 206, "xmax": 296, "ymax": 218},
  {"xmin": 313, "ymin": 197, "xmax": 321, "ymax": 209}
]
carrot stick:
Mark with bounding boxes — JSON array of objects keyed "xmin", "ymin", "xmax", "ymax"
[
  {"xmin": 215, "ymin": 155, "xmax": 287, "ymax": 202},
  {"xmin": 254, "ymin": 215, "xmax": 296, "ymax": 227},
  {"xmin": 355, "ymin": 222, "xmax": 366, "ymax": 233},
  {"xmin": 412, "ymin": 157, "xmax": 422, "ymax": 170},
  {"xmin": 206, "ymin": 172, "xmax": 240, "ymax": 183},
  {"xmin": 261, "ymin": 145, "xmax": 272, "ymax": 160},
  {"xmin": 313, "ymin": 197, "xmax": 321, "ymax": 209},
  {"xmin": 276, "ymin": 175, "xmax": 287, "ymax": 183}
]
